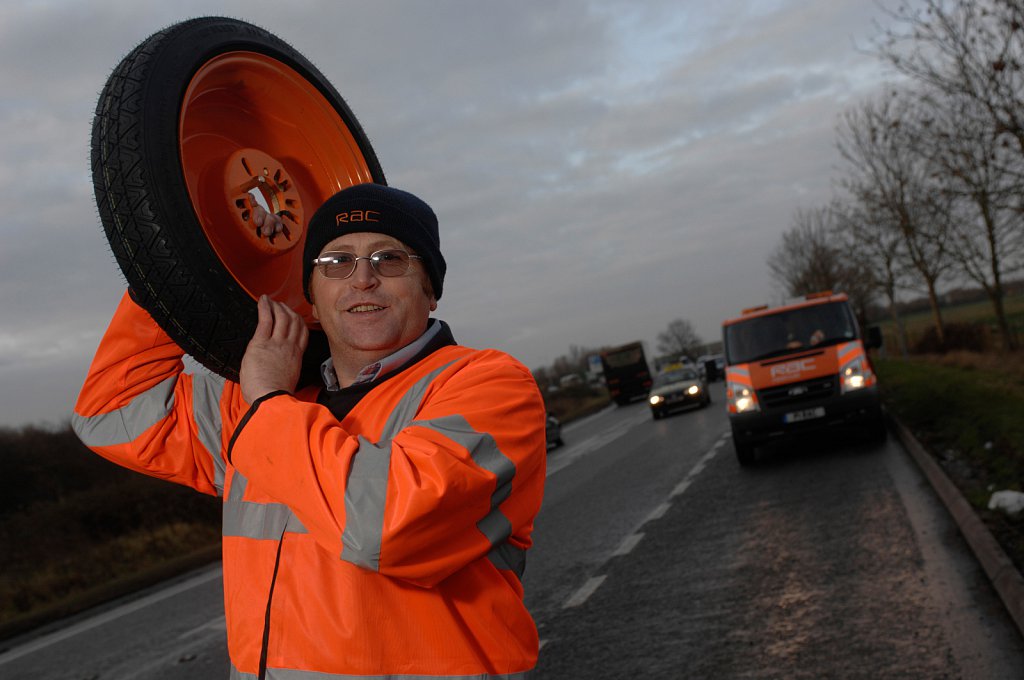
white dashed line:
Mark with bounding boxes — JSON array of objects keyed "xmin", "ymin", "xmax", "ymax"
[
  {"xmin": 563, "ymin": 575, "xmax": 608, "ymax": 608},
  {"xmin": 552, "ymin": 431, "xmax": 729, "ymax": 617},
  {"xmin": 613, "ymin": 532, "xmax": 645, "ymax": 556},
  {"xmin": 670, "ymin": 479, "xmax": 692, "ymax": 497},
  {"xmin": 0, "ymin": 566, "xmax": 223, "ymax": 666},
  {"xmin": 645, "ymin": 502, "xmax": 671, "ymax": 522}
]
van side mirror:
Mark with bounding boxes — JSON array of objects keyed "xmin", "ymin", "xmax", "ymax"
[{"xmin": 865, "ymin": 326, "xmax": 883, "ymax": 349}]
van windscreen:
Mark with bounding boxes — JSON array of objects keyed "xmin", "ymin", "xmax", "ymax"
[{"xmin": 723, "ymin": 301, "xmax": 857, "ymax": 364}]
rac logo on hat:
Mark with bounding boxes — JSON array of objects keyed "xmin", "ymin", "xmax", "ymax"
[{"xmin": 335, "ymin": 210, "xmax": 381, "ymax": 224}]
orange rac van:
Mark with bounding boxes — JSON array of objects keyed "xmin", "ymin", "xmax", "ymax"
[{"xmin": 722, "ymin": 291, "xmax": 885, "ymax": 465}]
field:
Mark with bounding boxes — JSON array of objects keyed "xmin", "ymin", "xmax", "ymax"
[{"xmin": 874, "ymin": 290, "xmax": 1024, "ymax": 353}]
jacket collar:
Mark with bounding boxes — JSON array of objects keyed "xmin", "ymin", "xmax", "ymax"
[{"xmin": 319, "ymin": 318, "xmax": 447, "ymax": 391}]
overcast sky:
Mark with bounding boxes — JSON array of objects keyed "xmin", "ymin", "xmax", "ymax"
[{"xmin": 0, "ymin": 0, "xmax": 910, "ymax": 428}]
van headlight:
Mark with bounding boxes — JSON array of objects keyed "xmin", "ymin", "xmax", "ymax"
[
  {"xmin": 840, "ymin": 357, "xmax": 874, "ymax": 393},
  {"xmin": 727, "ymin": 382, "xmax": 759, "ymax": 413}
]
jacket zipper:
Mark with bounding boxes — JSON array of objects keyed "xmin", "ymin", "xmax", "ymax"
[{"xmin": 258, "ymin": 534, "xmax": 285, "ymax": 680}]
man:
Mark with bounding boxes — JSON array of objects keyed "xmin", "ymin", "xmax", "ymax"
[{"xmin": 73, "ymin": 183, "xmax": 547, "ymax": 679}]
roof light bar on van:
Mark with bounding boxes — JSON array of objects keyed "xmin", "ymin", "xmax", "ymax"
[{"xmin": 741, "ymin": 305, "xmax": 769, "ymax": 315}]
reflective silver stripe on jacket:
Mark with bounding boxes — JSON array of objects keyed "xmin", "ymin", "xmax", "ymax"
[
  {"xmin": 340, "ymin": 361, "xmax": 459, "ymax": 568},
  {"xmin": 192, "ymin": 371, "xmax": 228, "ymax": 493},
  {"xmin": 487, "ymin": 542, "xmax": 527, "ymax": 579},
  {"xmin": 71, "ymin": 375, "xmax": 177, "ymax": 447},
  {"xmin": 415, "ymin": 413, "xmax": 519, "ymax": 572},
  {"xmin": 340, "ymin": 360, "xmax": 521, "ymax": 571},
  {"xmin": 231, "ymin": 663, "xmax": 533, "ymax": 679},
  {"xmin": 72, "ymin": 372, "xmax": 230, "ymax": 495},
  {"xmin": 223, "ymin": 470, "xmax": 308, "ymax": 539}
]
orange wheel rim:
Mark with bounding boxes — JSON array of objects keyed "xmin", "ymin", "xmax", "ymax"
[{"xmin": 179, "ymin": 51, "xmax": 377, "ymax": 321}]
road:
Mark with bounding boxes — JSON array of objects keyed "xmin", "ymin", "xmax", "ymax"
[{"xmin": 3, "ymin": 382, "xmax": 1023, "ymax": 678}]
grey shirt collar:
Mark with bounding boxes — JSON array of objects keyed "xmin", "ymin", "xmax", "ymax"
[{"xmin": 319, "ymin": 318, "xmax": 444, "ymax": 391}]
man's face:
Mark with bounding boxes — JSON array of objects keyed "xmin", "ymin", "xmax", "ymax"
[{"xmin": 310, "ymin": 232, "xmax": 437, "ymax": 366}]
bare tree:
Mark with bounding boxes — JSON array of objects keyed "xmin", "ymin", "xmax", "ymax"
[
  {"xmin": 768, "ymin": 207, "xmax": 844, "ymax": 296},
  {"xmin": 832, "ymin": 197, "xmax": 913, "ymax": 355},
  {"xmin": 912, "ymin": 91, "xmax": 1024, "ymax": 349},
  {"xmin": 656, "ymin": 319, "xmax": 702, "ymax": 358},
  {"xmin": 877, "ymin": 0, "xmax": 1024, "ymax": 158},
  {"xmin": 836, "ymin": 94, "xmax": 954, "ymax": 344},
  {"xmin": 876, "ymin": 0, "xmax": 1024, "ymax": 349},
  {"xmin": 767, "ymin": 205, "xmax": 879, "ymax": 323}
]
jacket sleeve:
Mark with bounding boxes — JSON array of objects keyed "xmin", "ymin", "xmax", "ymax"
[
  {"xmin": 72, "ymin": 291, "xmax": 235, "ymax": 496},
  {"xmin": 228, "ymin": 350, "xmax": 548, "ymax": 587}
]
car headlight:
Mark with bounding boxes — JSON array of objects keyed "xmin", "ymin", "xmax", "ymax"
[
  {"xmin": 840, "ymin": 357, "xmax": 875, "ymax": 393},
  {"xmin": 727, "ymin": 382, "xmax": 759, "ymax": 413},
  {"xmin": 687, "ymin": 385, "xmax": 700, "ymax": 395},
  {"xmin": 649, "ymin": 395, "xmax": 664, "ymax": 406}
]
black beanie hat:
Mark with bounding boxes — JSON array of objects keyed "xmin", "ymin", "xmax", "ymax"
[{"xmin": 302, "ymin": 184, "xmax": 446, "ymax": 301}]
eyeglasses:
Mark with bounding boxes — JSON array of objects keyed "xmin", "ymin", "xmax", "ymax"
[{"xmin": 311, "ymin": 249, "xmax": 422, "ymax": 279}]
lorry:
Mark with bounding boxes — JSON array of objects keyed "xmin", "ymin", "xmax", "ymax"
[
  {"xmin": 600, "ymin": 341, "xmax": 653, "ymax": 405},
  {"xmin": 722, "ymin": 291, "xmax": 885, "ymax": 465}
]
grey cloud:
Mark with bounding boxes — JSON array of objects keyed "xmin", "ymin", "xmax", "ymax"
[{"xmin": 0, "ymin": 0, "xmax": 909, "ymax": 424}]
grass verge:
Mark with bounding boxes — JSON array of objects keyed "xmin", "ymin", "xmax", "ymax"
[
  {"xmin": 0, "ymin": 426, "xmax": 221, "ymax": 640},
  {"xmin": 875, "ymin": 352, "xmax": 1024, "ymax": 575}
]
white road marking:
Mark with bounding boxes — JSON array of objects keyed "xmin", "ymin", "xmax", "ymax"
[
  {"xmin": 550, "ymin": 431, "xmax": 728, "ymax": 621},
  {"xmin": 670, "ymin": 479, "xmax": 692, "ymax": 497},
  {"xmin": 546, "ymin": 410, "xmax": 650, "ymax": 477},
  {"xmin": 612, "ymin": 532, "xmax": 645, "ymax": 556},
  {"xmin": 563, "ymin": 576, "xmax": 608, "ymax": 608},
  {"xmin": 0, "ymin": 566, "xmax": 223, "ymax": 666},
  {"xmin": 176, "ymin": 615, "xmax": 226, "ymax": 640},
  {"xmin": 645, "ymin": 502, "xmax": 671, "ymax": 522}
]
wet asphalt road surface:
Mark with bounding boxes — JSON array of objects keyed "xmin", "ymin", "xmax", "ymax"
[{"xmin": 530, "ymin": 392, "xmax": 1024, "ymax": 678}]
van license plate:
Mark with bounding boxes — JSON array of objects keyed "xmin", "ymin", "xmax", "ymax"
[{"xmin": 784, "ymin": 407, "xmax": 825, "ymax": 423}]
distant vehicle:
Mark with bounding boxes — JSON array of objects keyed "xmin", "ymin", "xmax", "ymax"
[
  {"xmin": 546, "ymin": 413, "xmax": 564, "ymax": 449},
  {"xmin": 558, "ymin": 374, "xmax": 584, "ymax": 388},
  {"xmin": 722, "ymin": 291, "xmax": 885, "ymax": 465},
  {"xmin": 696, "ymin": 354, "xmax": 725, "ymax": 382},
  {"xmin": 600, "ymin": 341, "xmax": 653, "ymax": 405},
  {"xmin": 648, "ymin": 365, "xmax": 710, "ymax": 419}
]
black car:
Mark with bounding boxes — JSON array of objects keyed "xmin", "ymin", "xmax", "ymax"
[{"xmin": 546, "ymin": 413, "xmax": 564, "ymax": 448}]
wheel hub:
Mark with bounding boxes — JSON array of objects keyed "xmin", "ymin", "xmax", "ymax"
[{"xmin": 226, "ymin": 148, "xmax": 304, "ymax": 254}]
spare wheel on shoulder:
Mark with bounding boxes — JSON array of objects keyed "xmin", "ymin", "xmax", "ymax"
[{"xmin": 91, "ymin": 16, "xmax": 385, "ymax": 384}]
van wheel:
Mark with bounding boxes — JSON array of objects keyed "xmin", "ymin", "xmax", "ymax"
[
  {"xmin": 866, "ymin": 410, "xmax": 888, "ymax": 445},
  {"xmin": 92, "ymin": 17, "xmax": 385, "ymax": 383},
  {"xmin": 735, "ymin": 439, "xmax": 756, "ymax": 466}
]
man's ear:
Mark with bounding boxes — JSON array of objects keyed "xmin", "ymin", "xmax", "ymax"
[
  {"xmin": 309, "ymin": 288, "xmax": 320, "ymax": 321},
  {"xmin": 429, "ymin": 295, "xmax": 437, "ymax": 313}
]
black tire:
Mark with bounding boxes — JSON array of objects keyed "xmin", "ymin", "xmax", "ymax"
[
  {"xmin": 865, "ymin": 409, "xmax": 888, "ymax": 445},
  {"xmin": 91, "ymin": 17, "xmax": 385, "ymax": 383},
  {"xmin": 734, "ymin": 436, "xmax": 756, "ymax": 466}
]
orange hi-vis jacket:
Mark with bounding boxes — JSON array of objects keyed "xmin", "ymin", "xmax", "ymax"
[{"xmin": 72, "ymin": 293, "xmax": 547, "ymax": 679}]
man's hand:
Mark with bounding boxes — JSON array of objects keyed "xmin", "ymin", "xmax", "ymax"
[
  {"xmin": 240, "ymin": 295, "xmax": 309, "ymax": 404},
  {"xmin": 252, "ymin": 204, "xmax": 287, "ymax": 239}
]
